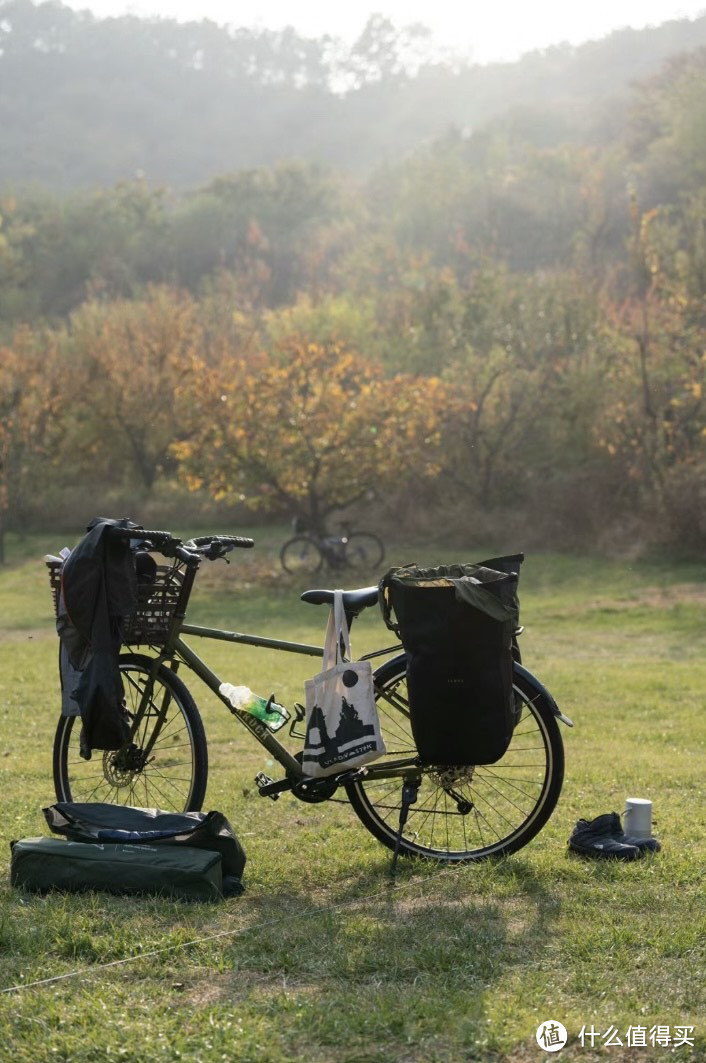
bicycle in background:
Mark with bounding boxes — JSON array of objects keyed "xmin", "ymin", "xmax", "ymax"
[{"xmin": 280, "ymin": 519, "xmax": 385, "ymax": 576}]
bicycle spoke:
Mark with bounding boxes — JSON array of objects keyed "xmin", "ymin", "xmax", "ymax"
[
  {"xmin": 54, "ymin": 655, "xmax": 207, "ymax": 812},
  {"xmin": 346, "ymin": 655, "xmax": 564, "ymax": 861}
]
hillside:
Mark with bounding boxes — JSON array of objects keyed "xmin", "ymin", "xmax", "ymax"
[{"xmin": 1, "ymin": 0, "xmax": 706, "ymax": 189}]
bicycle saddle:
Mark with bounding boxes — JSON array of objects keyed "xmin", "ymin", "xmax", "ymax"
[{"xmin": 300, "ymin": 586, "xmax": 379, "ymax": 615}]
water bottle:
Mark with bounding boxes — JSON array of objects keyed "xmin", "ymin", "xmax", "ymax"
[{"xmin": 219, "ymin": 683, "xmax": 290, "ymax": 732}]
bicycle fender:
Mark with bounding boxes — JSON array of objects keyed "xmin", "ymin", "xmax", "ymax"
[{"xmin": 513, "ymin": 662, "xmax": 574, "ymax": 727}]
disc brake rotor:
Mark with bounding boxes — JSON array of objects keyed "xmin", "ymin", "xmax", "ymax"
[{"xmin": 102, "ymin": 744, "xmax": 149, "ymax": 787}]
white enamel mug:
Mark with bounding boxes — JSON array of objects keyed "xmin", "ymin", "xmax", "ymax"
[{"xmin": 624, "ymin": 797, "xmax": 653, "ymax": 839}]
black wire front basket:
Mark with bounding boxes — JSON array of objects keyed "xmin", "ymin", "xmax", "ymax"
[
  {"xmin": 122, "ymin": 563, "xmax": 186, "ymax": 645},
  {"xmin": 46, "ymin": 558, "xmax": 187, "ymax": 647}
]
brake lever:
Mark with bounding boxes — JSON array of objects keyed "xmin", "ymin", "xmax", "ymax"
[{"xmin": 184, "ymin": 539, "xmax": 230, "ymax": 563}]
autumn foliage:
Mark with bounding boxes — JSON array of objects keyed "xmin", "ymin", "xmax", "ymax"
[
  {"xmin": 174, "ymin": 339, "xmax": 444, "ymax": 535},
  {"xmin": 1, "ymin": 47, "xmax": 705, "ymax": 554}
]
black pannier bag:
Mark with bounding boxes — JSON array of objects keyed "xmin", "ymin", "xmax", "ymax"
[{"xmin": 379, "ymin": 555, "xmax": 523, "ymax": 766}]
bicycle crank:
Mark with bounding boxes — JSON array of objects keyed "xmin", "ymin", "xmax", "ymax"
[
  {"xmin": 291, "ymin": 775, "xmax": 339, "ymax": 803},
  {"xmin": 255, "ymin": 756, "xmax": 371, "ymax": 804},
  {"xmin": 253, "ymin": 770, "xmax": 338, "ymax": 803},
  {"xmin": 254, "ymin": 770, "xmax": 338, "ymax": 803}
]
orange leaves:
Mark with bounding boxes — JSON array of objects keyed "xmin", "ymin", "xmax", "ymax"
[
  {"xmin": 0, "ymin": 328, "xmax": 67, "ymax": 521},
  {"xmin": 595, "ymin": 271, "xmax": 706, "ymax": 493},
  {"xmin": 173, "ymin": 334, "xmax": 446, "ymax": 519},
  {"xmin": 63, "ymin": 286, "xmax": 209, "ymax": 488}
]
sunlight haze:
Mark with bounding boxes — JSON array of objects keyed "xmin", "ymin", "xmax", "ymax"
[{"xmin": 62, "ymin": 0, "xmax": 706, "ymax": 62}]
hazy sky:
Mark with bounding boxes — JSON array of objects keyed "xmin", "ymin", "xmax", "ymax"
[{"xmin": 61, "ymin": 0, "xmax": 706, "ymax": 62}]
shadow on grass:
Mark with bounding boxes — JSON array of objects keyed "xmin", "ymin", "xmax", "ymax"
[
  {"xmin": 192, "ymin": 851, "xmax": 563, "ymax": 997},
  {"xmin": 147, "ymin": 854, "xmax": 565, "ymax": 1060}
]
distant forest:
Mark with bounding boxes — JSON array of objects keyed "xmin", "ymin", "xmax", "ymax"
[
  {"xmin": 1, "ymin": 1, "xmax": 706, "ymax": 187},
  {"xmin": 0, "ymin": 0, "xmax": 704, "ymax": 557}
]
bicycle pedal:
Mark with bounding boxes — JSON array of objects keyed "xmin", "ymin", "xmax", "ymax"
[
  {"xmin": 254, "ymin": 772, "xmax": 291, "ymax": 800},
  {"xmin": 254, "ymin": 771, "xmax": 279, "ymax": 799}
]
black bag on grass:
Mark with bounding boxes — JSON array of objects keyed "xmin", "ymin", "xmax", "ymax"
[
  {"xmin": 10, "ymin": 836, "xmax": 224, "ymax": 901},
  {"xmin": 379, "ymin": 555, "xmax": 523, "ymax": 766},
  {"xmin": 43, "ymin": 802, "xmax": 246, "ymax": 896}
]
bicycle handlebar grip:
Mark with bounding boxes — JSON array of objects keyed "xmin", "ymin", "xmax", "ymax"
[
  {"xmin": 134, "ymin": 529, "xmax": 175, "ymax": 544},
  {"xmin": 188, "ymin": 534, "xmax": 255, "ymax": 550},
  {"xmin": 105, "ymin": 525, "xmax": 175, "ymax": 544}
]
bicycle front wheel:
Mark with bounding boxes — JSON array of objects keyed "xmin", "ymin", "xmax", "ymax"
[
  {"xmin": 53, "ymin": 653, "xmax": 208, "ymax": 812},
  {"xmin": 280, "ymin": 535, "xmax": 324, "ymax": 576},
  {"xmin": 344, "ymin": 531, "xmax": 385, "ymax": 570},
  {"xmin": 346, "ymin": 654, "xmax": 564, "ymax": 862}
]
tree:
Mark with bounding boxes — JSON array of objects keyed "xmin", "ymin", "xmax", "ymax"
[
  {"xmin": 173, "ymin": 336, "xmax": 443, "ymax": 534},
  {"xmin": 183, "ymin": 163, "xmax": 348, "ymax": 306},
  {"xmin": 628, "ymin": 48, "xmax": 706, "ymax": 208},
  {"xmin": 595, "ymin": 201, "xmax": 706, "ymax": 546},
  {"xmin": 63, "ymin": 286, "xmax": 202, "ymax": 491},
  {"xmin": 0, "ymin": 327, "xmax": 65, "ymax": 559},
  {"xmin": 0, "ymin": 193, "xmax": 38, "ymax": 328},
  {"xmin": 375, "ymin": 264, "xmax": 604, "ymax": 509},
  {"xmin": 0, "ymin": 181, "xmax": 173, "ymax": 328}
]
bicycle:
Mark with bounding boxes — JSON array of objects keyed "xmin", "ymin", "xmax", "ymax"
[
  {"xmin": 280, "ymin": 521, "xmax": 385, "ymax": 576},
  {"xmin": 47, "ymin": 527, "xmax": 571, "ymax": 864}
]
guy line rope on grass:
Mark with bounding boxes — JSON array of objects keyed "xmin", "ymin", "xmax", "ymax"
[{"xmin": 2, "ymin": 862, "xmax": 467, "ymax": 996}]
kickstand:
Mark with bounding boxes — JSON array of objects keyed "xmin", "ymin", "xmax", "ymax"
[{"xmin": 390, "ymin": 778, "xmax": 420, "ymax": 877}]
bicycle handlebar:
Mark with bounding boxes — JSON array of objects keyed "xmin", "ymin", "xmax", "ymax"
[{"xmin": 106, "ymin": 525, "xmax": 255, "ymax": 560}]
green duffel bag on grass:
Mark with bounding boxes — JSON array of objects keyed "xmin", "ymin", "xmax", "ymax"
[
  {"xmin": 10, "ymin": 836, "xmax": 224, "ymax": 902},
  {"xmin": 43, "ymin": 802, "xmax": 246, "ymax": 891}
]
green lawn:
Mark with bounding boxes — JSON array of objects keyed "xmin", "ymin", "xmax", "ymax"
[{"xmin": 0, "ymin": 529, "xmax": 704, "ymax": 1062}]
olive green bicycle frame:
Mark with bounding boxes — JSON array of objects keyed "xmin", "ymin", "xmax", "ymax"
[
  {"xmin": 128, "ymin": 559, "xmax": 410, "ymax": 788},
  {"xmin": 176, "ymin": 623, "xmax": 406, "ymax": 781}
]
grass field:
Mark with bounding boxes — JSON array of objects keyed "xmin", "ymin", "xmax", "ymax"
[{"xmin": 0, "ymin": 527, "xmax": 704, "ymax": 1062}]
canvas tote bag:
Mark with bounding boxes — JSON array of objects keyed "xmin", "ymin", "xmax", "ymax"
[{"xmin": 302, "ymin": 591, "xmax": 385, "ymax": 778}]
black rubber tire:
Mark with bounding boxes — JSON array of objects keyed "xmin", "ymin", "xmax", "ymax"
[
  {"xmin": 53, "ymin": 653, "xmax": 208, "ymax": 812},
  {"xmin": 344, "ymin": 532, "xmax": 385, "ymax": 570},
  {"xmin": 280, "ymin": 535, "xmax": 324, "ymax": 576},
  {"xmin": 346, "ymin": 654, "xmax": 564, "ymax": 862}
]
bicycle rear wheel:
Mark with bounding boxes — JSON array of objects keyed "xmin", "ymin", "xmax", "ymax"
[
  {"xmin": 280, "ymin": 535, "xmax": 324, "ymax": 576},
  {"xmin": 53, "ymin": 653, "xmax": 208, "ymax": 812},
  {"xmin": 346, "ymin": 654, "xmax": 564, "ymax": 862},
  {"xmin": 345, "ymin": 531, "xmax": 385, "ymax": 570}
]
